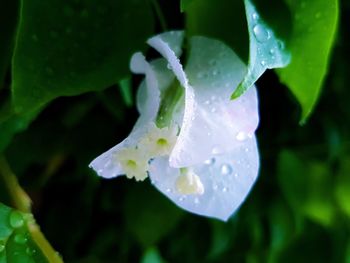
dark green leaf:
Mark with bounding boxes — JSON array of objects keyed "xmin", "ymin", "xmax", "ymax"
[
  {"xmin": 277, "ymin": 0, "xmax": 339, "ymax": 122},
  {"xmin": 124, "ymin": 183, "xmax": 183, "ymax": 247},
  {"xmin": 335, "ymin": 156, "xmax": 350, "ymax": 218},
  {"xmin": 277, "ymin": 150, "xmax": 335, "ymax": 226},
  {"xmin": 12, "ymin": 0, "xmax": 154, "ymax": 112},
  {"xmin": 180, "ymin": 0, "xmax": 194, "ymax": 12},
  {"xmin": 0, "ymin": 0, "xmax": 19, "ymax": 86},
  {"xmin": 185, "ymin": 0, "xmax": 249, "ymax": 63},
  {"xmin": 0, "ymin": 101, "xmax": 39, "ymax": 153}
]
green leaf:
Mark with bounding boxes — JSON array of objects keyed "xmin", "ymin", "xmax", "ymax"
[
  {"xmin": 140, "ymin": 247, "xmax": 166, "ymax": 263},
  {"xmin": 0, "ymin": 203, "xmax": 62, "ymax": 263},
  {"xmin": 12, "ymin": 0, "xmax": 154, "ymax": 112},
  {"xmin": 0, "ymin": 101, "xmax": 39, "ymax": 153},
  {"xmin": 277, "ymin": 0, "xmax": 339, "ymax": 123},
  {"xmin": 231, "ymin": 0, "xmax": 291, "ymax": 99},
  {"xmin": 185, "ymin": 0, "xmax": 249, "ymax": 63},
  {"xmin": 335, "ymin": 156, "xmax": 350, "ymax": 218},
  {"xmin": 124, "ymin": 183, "xmax": 183, "ymax": 247},
  {"xmin": 0, "ymin": 0, "xmax": 19, "ymax": 86},
  {"xmin": 277, "ymin": 150, "xmax": 335, "ymax": 227},
  {"xmin": 180, "ymin": 0, "xmax": 194, "ymax": 12}
]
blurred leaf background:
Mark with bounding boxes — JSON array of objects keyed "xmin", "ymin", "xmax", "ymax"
[{"xmin": 0, "ymin": 0, "xmax": 349, "ymax": 262}]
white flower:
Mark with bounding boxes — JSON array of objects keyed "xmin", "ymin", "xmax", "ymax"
[{"xmin": 90, "ymin": 31, "xmax": 260, "ymax": 221}]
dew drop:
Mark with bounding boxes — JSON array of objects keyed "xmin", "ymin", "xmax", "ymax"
[
  {"xmin": 211, "ymin": 107, "xmax": 217, "ymax": 113},
  {"xmin": 194, "ymin": 198, "xmax": 200, "ymax": 204},
  {"xmin": 252, "ymin": 13, "xmax": 259, "ymax": 20},
  {"xmin": 204, "ymin": 100, "xmax": 210, "ymax": 105},
  {"xmin": 167, "ymin": 63, "xmax": 172, "ymax": 70},
  {"xmin": 253, "ymin": 24, "xmax": 270, "ymax": 43},
  {"xmin": 269, "ymin": 48, "xmax": 275, "ymax": 55},
  {"xmin": 204, "ymin": 158, "xmax": 215, "ymax": 166},
  {"xmin": 213, "ymin": 184, "xmax": 218, "ymax": 190},
  {"xmin": 222, "ymin": 187, "xmax": 228, "ymax": 193},
  {"xmin": 260, "ymin": 60, "xmax": 266, "ymax": 66},
  {"xmin": 212, "ymin": 146, "xmax": 220, "ymax": 155},
  {"xmin": 166, "ymin": 188, "xmax": 172, "ymax": 193},
  {"xmin": 9, "ymin": 211, "xmax": 24, "ymax": 228},
  {"xmin": 14, "ymin": 234, "xmax": 27, "ymax": 245},
  {"xmin": 236, "ymin": 132, "xmax": 247, "ymax": 141},
  {"xmin": 221, "ymin": 164, "xmax": 232, "ymax": 175},
  {"xmin": 0, "ymin": 241, "xmax": 5, "ymax": 253},
  {"xmin": 277, "ymin": 40, "xmax": 285, "ymax": 50},
  {"xmin": 212, "ymin": 69, "xmax": 219, "ymax": 76},
  {"xmin": 26, "ymin": 247, "xmax": 36, "ymax": 256}
]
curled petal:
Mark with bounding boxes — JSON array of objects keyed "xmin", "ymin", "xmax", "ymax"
[
  {"xmin": 171, "ymin": 37, "xmax": 259, "ymax": 167},
  {"xmin": 149, "ymin": 136, "xmax": 260, "ymax": 221}
]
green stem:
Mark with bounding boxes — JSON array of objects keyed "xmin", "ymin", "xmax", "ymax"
[
  {"xmin": 0, "ymin": 155, "xmax": 64, "ymax": 263},
  {"xmin": 0, "ymin": 155, "xmax": 31, "ymax": 213}
]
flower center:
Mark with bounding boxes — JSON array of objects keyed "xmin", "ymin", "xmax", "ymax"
[
  {"xmin": 157, "ymin": 138, "xmax": 168, "ymax": 146},
  {"xmin": 126, "ymin": 159, "xmax": 137, "ymax": 169}
]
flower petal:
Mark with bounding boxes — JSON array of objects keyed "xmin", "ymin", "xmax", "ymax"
[
  {"xmin": 147, "ymin": 31, "xmax": 188, "ymax": 88},
  {"xmin": 170, "ymin": 36, "xmax": 259, "ymax": 167},
  {"xmin": 89, "ymin": 56, "xmax": 174, "ymax": 179},
  {"xmin": 149, "ymin": 136, "xmax": 260, "ymax": 221}
]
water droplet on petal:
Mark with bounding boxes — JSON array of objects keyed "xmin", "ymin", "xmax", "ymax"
[
  {"xmin": 204, "ymin": 100, "xmax": 210, "ymax": 105},
  {"xmin": 167, "ymin": 63, "xmax": 172, "ymax": 70},
  {"xmin": 204, "ymin": 158, "xmax": 215, "ymax": 166},
  {"xmin": 212, "ymin": 146, "xmax": 220, "ymax": 155},
  {"xmin": 261, "ymin": 60, "xmax": 266, "ymax": 66},
  {"xmin": 236, "ymin": 132, "xmax": 247, "ymax": 141},
  {"xmin": 221, "ymin": 164, "xmax": 232, "ymax": 175},
  {"xmin": 211, "ymin": 107, "xmax": 217, "ymax": 113},
  {"xmin": 252, "ymin": 13, "xmax": 259, "ymax": 20},
  {"xmin": 222, "ymin": 187, "xmax": 228, "ymax": 192},
  {"xmin": 14, "ymin": 234, "xmax": 27, "ymax": 244},
  {"xmin": 253, "ymin": 24, "xmax": 270, "ymax": 43},
  {"xmin": 194, "ymin": 198, "xmax": 200, "ymax": 204},
  {"xmin": 269, "ymin": 48, "xmax": 275, "ymax": 55},
  {"xmin": 9, "ymin": 211, "xmax": 24, "ymax": 228}
]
